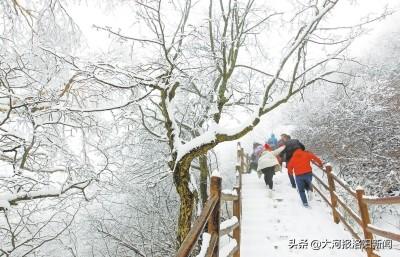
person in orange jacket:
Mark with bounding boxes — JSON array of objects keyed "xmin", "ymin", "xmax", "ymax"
[{"xmin": 287, "ymin": 148, "xmax": 323, "ymax": 207}]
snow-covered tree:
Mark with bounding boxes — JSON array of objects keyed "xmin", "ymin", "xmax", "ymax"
[
  {"xmin": 88, "ymin": 0, "xmax": 389, "ymax": 244},
  {"xmin": 0, "ymin": 0, "xmax": 392, "ymax": 254},
  {"xmin": 0, "ymin": 1, "xmax": 102, "ymax": 255},
  {"xmin": 290, "ymin": 25, "xmax": 400, "ymax": 197}
]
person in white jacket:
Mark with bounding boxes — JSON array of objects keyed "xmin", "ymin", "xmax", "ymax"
[{"xmin": 257, "ymin": 144, "xmax": 286, "ymax": 190}]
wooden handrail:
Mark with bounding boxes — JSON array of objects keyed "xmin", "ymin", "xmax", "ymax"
[
  {"xmin": 312, "ymin": 184, "xmax": 332, "ymax": 207},
  {"xmin": 209, "ymin": 174, "xmax": 222, "ymax": 256},
  {"xmin": 362, "ymin": 195, "xmax": 400, "ymax": 205},
  {"xmin": 177, "ymin": 145, "xmax": 399, "ymax": 257},
  {"xmin": 336, "ymin": 209, "xmax": 362, "ymax": 240},
  {"xmin": 366, "ymin": 224, "xmax": 400, "ymax": 242},
  {"xmin": 176, "ymin": 195, "xmax": 219, "ymax": 257},
  {"xmin": 326, "ymin": 165, "xmax": 340, "ymax": 224},
  {"xmin": 221, "ymin": 190, "xmax": 239, "ymax": 201},
  {"xmin": 312, "ymin": 163, "xmax": 400, "ymax": 257},
  {"xmin": 176, "ymin": 143, "xmax": 244, "ymax": 257},
  {"xmin": 206, "ymin": 233, "xmax": 219, "ymax": 257},
  {"xmin": 333, "ymin": 191, "xmax": 362, "ymax": 226},
  {"xmin": 331, "ymin": 173, "xmax": 357, "ymax": 197},
  {"xmin": 314, "ymin": 163, "xmax": 357, "ymax": 197},
  {"xmin": 232, "ymin": 185, "xmax": 241, "ymax": 257},
  {"xmin": 312, "ymin": 173, "xmax": 329, "ymax": 191}
]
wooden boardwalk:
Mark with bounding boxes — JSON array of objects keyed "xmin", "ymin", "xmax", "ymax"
[{"xmin": 240, "ymin": 171, "xmax": 364, "ymax": 257}]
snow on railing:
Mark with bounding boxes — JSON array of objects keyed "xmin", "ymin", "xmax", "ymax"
[
  {"xmin": 220, "ymin": 239, "xmax": 238, "ymax": 257},
  {"xmin": 212, "ymin": 169, "xmax": 222, "ymax": 178},
  {"xmin": 221, "ymin": 189, "xmax": 237, "ymax": 196},
  {"xmin": 195, "ymin": 233, "xmax": 211, "ymax": 257},
  {"xmin": 221, "ymin": 189, "xmax": 238, "ymax": 201},
  {"xmin": 220, "ymin": 216, "xmax": 239, "ymax": 236}
]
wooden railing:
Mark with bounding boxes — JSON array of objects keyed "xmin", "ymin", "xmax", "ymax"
[
  {"xmin": 176, "ymin": 143, "xmax": 399, "ymax": 257},
  {"xmin": 176, "ymin": 143, "xmax": 245, "ymax": 257},
  {"xmin": 236, "ymin": 142, "xmax": 250, "ymax": 174},
  {"xmin": 312, "ymin": 164, "xmax": 400, "ymax": 257}
]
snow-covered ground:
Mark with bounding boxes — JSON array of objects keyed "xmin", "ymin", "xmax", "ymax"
[{"xmin": 240, "ymin": 171, "xmax": 377, "ymax": 257}]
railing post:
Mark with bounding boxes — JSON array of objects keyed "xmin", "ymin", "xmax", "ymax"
[
  {"xmin": 240, "ymin": 148, "xmax": 245, "ymax": 174},
  {"xmin": 356, "ymin": 188, "xmax": 377, "ymax": 257},
  {"xmin": 237, "ymin": 159, "xmax": 242, "ymax": 197},
  {"xmin": 208, "ymin": 173, "xmax": 222, "ymax": 257},
  {"xmin": 236, "ymin": 143, "xmax": 242, "ymax": 187},
  {"xmin": 233, "ymin": 186, "xmax": 241, "ymax": 257},
  {"xmin": 244, "ymin": 153, "xmax": 249, "ymax": 173},
  {"xmin": 326, "ymin": 165, "xmax": 340, "ymax": 224},
  {"xmin": 236, "ymin": 142, "xmax": 241, "ymax": 169}
]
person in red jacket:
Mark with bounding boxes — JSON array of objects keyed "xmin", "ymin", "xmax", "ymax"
[{"xmin": 287, "ymin": 148, "xmax": 323, "ymax": 207}]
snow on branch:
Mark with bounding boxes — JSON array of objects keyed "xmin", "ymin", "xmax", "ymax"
[
  {"xmin": 0, "ymin": 180, "xmax": 92, "ymax": 211},
  {"xmin": 175, "ymin": 114, "xmax": 258, "ymax": 163}
]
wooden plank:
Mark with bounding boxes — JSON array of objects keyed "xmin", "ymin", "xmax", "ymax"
[
  {"xmin": 331, "ymin": 173, "xmax": 357, "ymax": 197},
  {"xmin": 333, "ymin": 191, "xmax": 362, "ymax": 226},
  {"xmin": 312, "ymin": 184, "xmax": 332, "ymax": 207},
  {"xmin": 312, "ymin": 173, "xmax": 329, "ymax": 191},
  {"xmin": 205, "ymin": 233, "xmax": 219, "ymax": 257},
  {"xmin": 326, "ymin": 165, "xmax": 340, "ymax": 224},
  {"xmin": 336, "ymin": 210, "xmax": 361, "ymax": 240},
  {"xmin": 175, "ymin": 195, "xmax": 219, "ymax": 257},
  {"xmin": 362, "ymin": 195, "xmax": 400, "ymax": 205},
  {"xmin": 208, "ymin": 175, "xmax": 222, "ymax": 257},
  {"xmin": 313, "ymin": 163, "xmax": 357, "ymax": 197},
  {"xmin": 221, "ymin": 192, "xmax": 239, "ymax": 201},
  {"xmin": 356, "ymin": 188, "xmax": 375, "ymax": 257},
  {"xmin": 233, "ymin": 185, "xmax": 241, "ymax": 257},
  {"xmin": 366, "ymin": 224, "xmax": 400, "ymax": 242}
]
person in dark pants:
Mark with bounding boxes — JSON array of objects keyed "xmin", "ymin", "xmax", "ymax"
[
  {"xmin": 261, "ymin": 166, "xmax": 275, "ymax": 189},
  {"xmin": 287, "ymin": 170, "xmax": 297, "ymax": 188},
  {"xmin": 279, "ymin": 134, "xmax": 305, "ymax": 188},
  {"xmin": 257, "ymin": 144, "xmax": 285, "ymax": 191},
  {"xmin": 287, "ymin": 148, "xmax": 323, "ymax": 207},
  {"xmin": 295, "ymin": 173, "xmax": 313, "ymax": 204}
]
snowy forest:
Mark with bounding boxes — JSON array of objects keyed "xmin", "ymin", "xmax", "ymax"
[{"xmin": 0, "ymin": 0, "xmax": 399, "ymax": 257}]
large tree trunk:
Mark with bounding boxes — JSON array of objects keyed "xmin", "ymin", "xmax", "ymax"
[
  {"xmin": 173, "ymin": 160, "xmax": 195, "ymax": 246},
  {"xmin": 199, "ymin": 155, "xmax": 209, "ymax": 206}
]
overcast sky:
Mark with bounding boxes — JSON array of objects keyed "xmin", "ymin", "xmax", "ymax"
[
  {"xmin": 69, "ymin": 0, "xmax": 400, "ymax": 55},
  {"xmin": 67, "ymin": 0, "xmax": 400, "ymax": 150}
]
